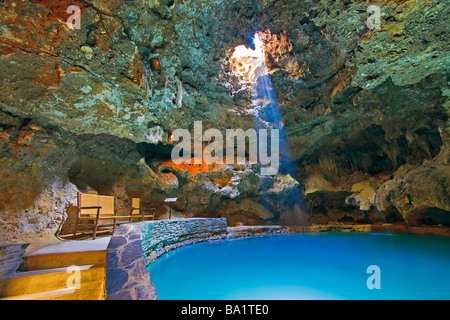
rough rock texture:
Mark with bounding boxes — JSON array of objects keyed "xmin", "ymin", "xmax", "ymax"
[
  {"xmin": 0, "ymin": 243, "xmax": 29, "ymax": 278},
  {"xmin": 0, "ymin": 0, "xmax": 449, "ymax": 243},
  {"xmin": 106, "ymin": 223, "xmax": 157, "ymax": 300},
  {"xmin": 227, "ymin": 225, "xmax": 288, "ymax": 239}
]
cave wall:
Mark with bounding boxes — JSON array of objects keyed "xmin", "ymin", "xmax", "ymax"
[{"xmin": 0, "ymin": 0, "xmax": 448, "ymax": 243}]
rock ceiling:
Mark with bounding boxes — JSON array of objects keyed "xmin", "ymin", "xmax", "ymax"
[{"xmin": 0, "ymin": 0, "xmax": 448, "ymax": 242}]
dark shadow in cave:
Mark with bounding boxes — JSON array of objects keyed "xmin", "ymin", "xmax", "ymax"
[
  {"xmin": 412, "ymin": 207, "xmax": 450, "ymax": 227},
  {"xmin": 136, "ymin": 141, "xmax": 174, "ymax": 165}
]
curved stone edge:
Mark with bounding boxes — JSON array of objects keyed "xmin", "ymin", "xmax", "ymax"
[
  {"xmin": 105, "ymin": 219, "xmax": 288, "ymax": 300},
  {"xmin": 140, "ymin": 218, "xmax": 229, "ymax": 266}
]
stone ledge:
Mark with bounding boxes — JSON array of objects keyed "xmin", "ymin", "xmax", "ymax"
[
  {"xmin": 286, "ymin": 224, "xmax": 450, "ymax": 236},
  {"xmin": 227, "ymin": 225, "xmax": 288, "ymax": 239}
]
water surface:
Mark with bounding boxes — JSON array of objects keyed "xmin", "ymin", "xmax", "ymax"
[{"xmin": 147, "ymin": 233, "xmax": 450, "ymax": 300}]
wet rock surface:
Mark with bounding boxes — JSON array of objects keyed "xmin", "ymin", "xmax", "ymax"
[{"xmin": 0, "ymin": 0, "xmax": 449, "ymax": 243}]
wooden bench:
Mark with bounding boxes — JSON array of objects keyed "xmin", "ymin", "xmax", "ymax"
[
  {"xmin": 73, "ymin": 193, "xmax": 156, "ymax": 240},
  {"xmin": 127, "ymin": 198, "xmax": 156, "ymax": 222}
]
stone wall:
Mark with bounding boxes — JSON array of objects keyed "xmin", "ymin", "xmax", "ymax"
[
  {"xmin": 140, "ymin": 218, "xmax": 228, "ymax": 264},
  {"xmin": 106, "ymin": 218, "xmax": 228, "ymax": 300},
  {"xmin": 227, "ymin": 225, "xmax": 288, "ymax": 239},
  {"xmin": 0, "ymin": 243, "xmax": 29, "ymax": 279},
  {"xmin": 105, "ymin": 223, "xmax": 156, "ymax": 300}
]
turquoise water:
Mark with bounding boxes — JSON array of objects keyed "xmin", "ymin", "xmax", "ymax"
[{"xmin": 147, "ymin": 233, "xmax": 450, "ymax": 300}]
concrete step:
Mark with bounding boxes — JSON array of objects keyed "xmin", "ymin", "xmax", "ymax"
[
  {"xmin": 45, "ymin": 286, "xmax": 105, "ymax": 300},
  {"xmin": 0, "ymin": 281, "xmax": 105, "ymax": 300},
  {"xmin": 0, "ymin": 264, "xmax": 105, "ymax": 299},
  {"xmin": 0, "ymin": 287, "xmax": 77, "ymax": 300},
  {"xmin": 20, "ymin": 250, "xmax": 106, "ymax": 271},
  {"xmin": 19, "ymin": 237, "xmax": 110, "ymax": 272}
]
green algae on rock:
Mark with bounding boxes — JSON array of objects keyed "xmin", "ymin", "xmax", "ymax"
[{"xmin": 0, "ymin": 0, "xmax": 449, "ymax": 243}]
